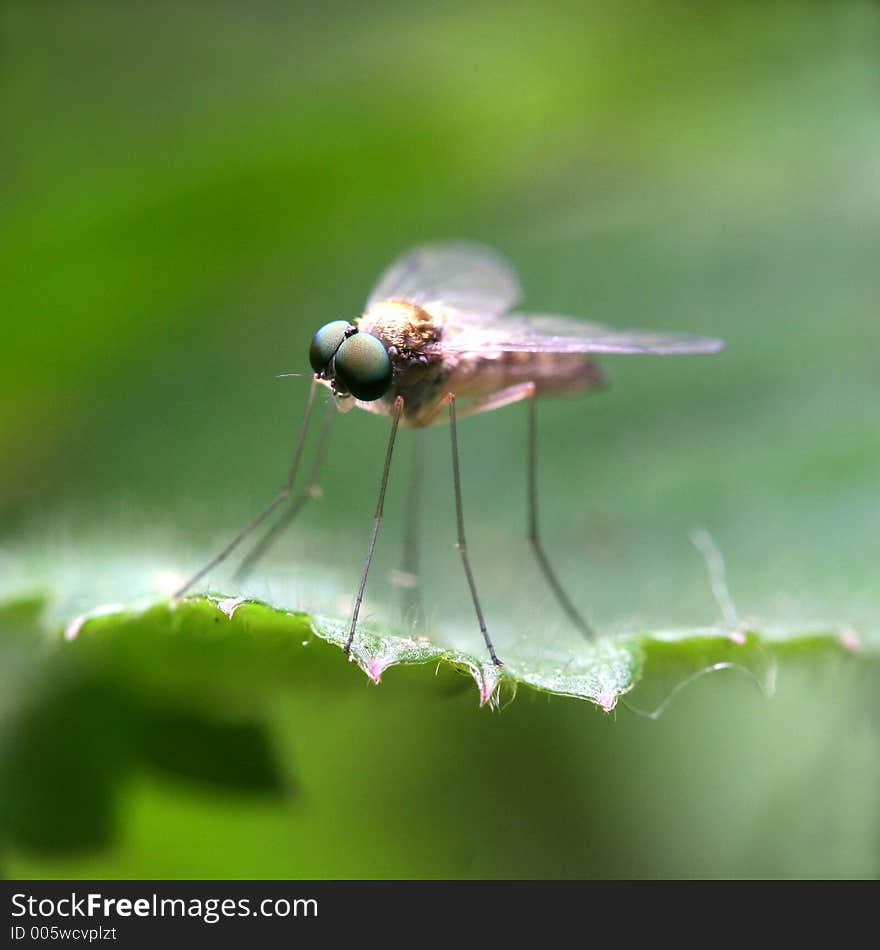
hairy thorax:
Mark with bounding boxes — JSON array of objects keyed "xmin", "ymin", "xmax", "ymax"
[{"xmin": 352, "ymin": 300, "xmax": 449, "ymax": 425}]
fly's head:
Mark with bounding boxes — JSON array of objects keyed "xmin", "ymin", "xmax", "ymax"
[{"xmin": 308, "ymin": 321, "xmax": 393, "ymax": 402}]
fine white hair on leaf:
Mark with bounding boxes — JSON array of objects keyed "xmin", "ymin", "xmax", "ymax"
[
  {"xmin": 690, "ymin": 528, "xmax": 741, "ymax": 631},
  {"xmin": 623, "ymin": 659, "xmax": 775, "ymax": 721}
]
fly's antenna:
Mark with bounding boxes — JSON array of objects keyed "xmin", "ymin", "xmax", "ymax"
[{"xmin": 276, "ymin": 372, "xmax": 314, "ymax": 379}]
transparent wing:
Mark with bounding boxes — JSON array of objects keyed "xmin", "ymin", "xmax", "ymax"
[
  {"xmin": 367, "ymin": 241, "xmax": 521, "ymax": 316},
  {"xmin": 436, "ymin": 312, "xmax": 724, "ymax": 355}
]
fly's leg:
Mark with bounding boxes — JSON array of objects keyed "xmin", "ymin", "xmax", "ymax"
[
  {"xmin": 447, "ymin": 393, "xmax": 502, "ymax": 666},
  {"xmin": 394, "ymin": 431, "xmax": 425, "ymax": 630},
  {"xmin": 345, "ymin": 396, "xmax": 405, "ymax": 655},
  {"xmin": 174, "ymin": 378, "xmax": 319, "ymax": 598},
  {"xmin": 233, "ymin": 395, "xmax": 337, "ymax": 585},
  {"xmin": 527, "ymin": 390, "xmax": 595, "ymax": 639}
]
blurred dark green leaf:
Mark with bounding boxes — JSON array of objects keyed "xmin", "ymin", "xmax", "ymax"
[{"xmin": 0, "ymin": 598, "xmax": 289, "ymax": 856}]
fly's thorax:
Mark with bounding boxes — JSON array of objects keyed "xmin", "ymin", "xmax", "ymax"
[
  {"xmin": 346, "ymin": 354, "xmax": 447, "ymax": 426},
  {"xmin": 357, "ymin": 300, "xmax": 443, "ymax": 364}
]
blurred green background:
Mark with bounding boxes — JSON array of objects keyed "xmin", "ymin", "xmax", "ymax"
[{"xmin": 2, "ymin": 0, "xmax": 879, "ymax": 878}]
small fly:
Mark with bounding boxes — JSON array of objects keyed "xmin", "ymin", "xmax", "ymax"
[{"xmin": 175, "ymin": 242, "xmax": 723, "ymax": 665}]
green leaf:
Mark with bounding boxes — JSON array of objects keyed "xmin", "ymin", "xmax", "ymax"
[
  {"xmin": 1, "ymin": 589, "xmax": 865, "ymax": 856},
  {"xmin": 61, "ymin": 595, "xmax": 860, "ymax": 712}
]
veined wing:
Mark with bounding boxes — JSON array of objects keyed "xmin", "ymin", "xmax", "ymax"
[
  {"xmin": 367, "ymin": 241, "xmax": 521, "ymax": 316},
  {"xmin": 436, "ymin": 312, "xmax": 724, "ymax": 355}
]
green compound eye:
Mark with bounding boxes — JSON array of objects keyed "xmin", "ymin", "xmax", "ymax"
[
  {"xmin": 333, "ymin": 332, "xmax": 393, "ymax": 401},
  {"xmin": 309, "ymin": 321, "xmax": 352, "ymax": 373}
]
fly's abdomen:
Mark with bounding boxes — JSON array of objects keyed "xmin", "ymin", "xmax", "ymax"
[{"xmin": 450, "ymin": 351, "xmax": 604, "ymax": 399}]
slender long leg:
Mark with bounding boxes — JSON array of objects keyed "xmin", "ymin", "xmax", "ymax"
[
  {"xmin": 447, "ymin": 393, "xmax": 502, "ymax": 666},
  {"xmin": 344, "ymin": 396, "xmax": 405, "ymax": 655},
  {"xmin": 232, "ymin": 395, "xmax": 337, "ymax": 585},
  {"xmin": 174, "ymin": 378, "xmax": 319, "ymax": 598},
  {"xmin": 527, "ymin": 393, "xmax": 595, "ymax": 639},
  {"xmin": 395, "ymin": 430, "xmax": 425, "ymax": 629},
  {"xmin": 425, "ymin": 382, "xmax": 593, "ymax": 641}
]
